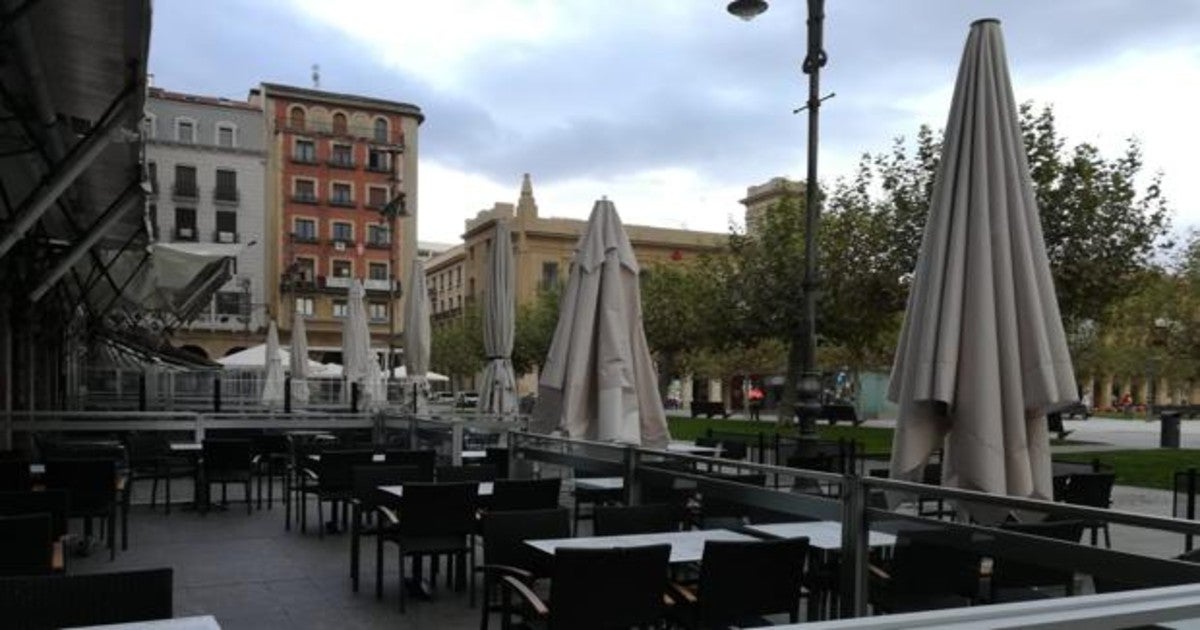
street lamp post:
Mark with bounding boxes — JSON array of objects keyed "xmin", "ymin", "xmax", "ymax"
[
  {"xmin": 379, "ymin": 148, "xmax": 407, "ymax": 382},
  {"xmin": 728, "ymin": 0, "xmax": 828, "ymax": 437}
]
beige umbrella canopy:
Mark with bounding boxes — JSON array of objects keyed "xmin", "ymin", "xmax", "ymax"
[
  {"xmin": 290, "ymin": 309, "xmax": 310, "ymax": 404},
  {"xmin": 404, "ymin": 259, "xmax": 432, "ymax": 414},
  {"xmin": 532, "ymin": 198, "xmax": 670, "ymax": 448},
  {"xmin": 261, "ymin": 320, "xmax": 285, "ymax": 407},
  {"xmin": 480, "ymin": 220, "xmax": 518, "ymax": 415},
  {"xmin": 888, "ymin": 19, "xmax": 1077, "ymax": 508}
]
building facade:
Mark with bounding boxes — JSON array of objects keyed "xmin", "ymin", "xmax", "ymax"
[
  {"xmin": 145, "ymin": 87, "xmax": 268, "ymax": 360},
  {"xmin": 741, "ymin": 176, "xmax": 803, "ymax": 234},
  {"xmin": 250, "ymin": 84, "xmax": 423, "ymax": 357}
]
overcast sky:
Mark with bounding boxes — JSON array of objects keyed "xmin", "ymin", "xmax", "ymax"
[{"xmin": 149, "ymin": 0, "xmax": 1200, "ymax": 244}]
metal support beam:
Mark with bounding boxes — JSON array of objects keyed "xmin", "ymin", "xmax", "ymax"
[
  {"xmin": 0, "ymin": 89, "xmax": 133, "ymax": 262},
  {"xmin": 29, "ymin": 181, "xmax": 141, "ymax": 303}
]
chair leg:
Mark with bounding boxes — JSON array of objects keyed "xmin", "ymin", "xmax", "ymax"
[
  {"xmin": 376, "ymin": 537, "xmax": 385, "ymax": 599},
  {"xmin": 246, "ymin": 479, "xmax": 252, "ymax": 514},
  {"xmin": 108, "ymin": 511, "xmax": 116, "ymax": 561},
  {"xmin": 318, "ymin": 498, "xmax": 325, "ymax": 540},
  {"xmin": 398, "ymin": 547, "xmax": 406, "ymax": 613},
  {"xmin": 351, "ymin": 506, "xmax": 360, "ymax": 592},
  {"xmin": 1103, "ymin": 524, "xmax": 1112, "ymax": 548},
  {"xmin": 1091, "ymin": 526, "xmax": 1098, "ymax": 546},
  {"xmin": 268, "ymin": 465, "xmax": 275, "ymax": 510},
  {"xmin": 165, "ymin": 463, "xmax": 172, "ymax": 515},
  {"xmin": 150, "ymin": 476, "xmax": 158, "ymax": 510},
  {"xmin": 122, "ymin": 492, "xmax": 130, "ymax": 550},
  {"xmin": 284, "ymin": 470, "xmax": 291, "ymax": 530}
]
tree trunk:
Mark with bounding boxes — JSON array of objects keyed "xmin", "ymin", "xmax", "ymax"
[
  {"xmin": 657, "ymin": 351, "xmax": 677, "ymax": 402},
  {"xmin": 777, "ymin": 335, "xmax": 803, "ymax": 426}
]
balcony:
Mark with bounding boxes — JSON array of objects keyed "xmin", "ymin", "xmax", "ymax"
[
  {"xmin": 290, "ymin": 152, "xmax": 318, "ymax": 165},
  {"xmin": 276, "ymin": 117, "xmax": 407, "ymax": 147},
  {"xmin": 326, "ymin": 276, "xmax": 352, "ymax": 289},
  {"xmin": 214, "ymin": 231, "xmax": 239, "ymax": 244},
  {"xmin": 365, "ymin": 161, "xmax": 392, "ymax": 174},
  {"xmin": 147, "ymin": 178, "xmax": 159, "ymax": 196},
  {"xmin": 292, "ymin": 192, "xmax": 318, "ymax": 205},
  {"xmin": 172, "ymin": 182, "xmax": 198, "ymax": 200},
  {"xmin": 365, "ymin": 239, "xmax": 391, "ymax": 250},
  {"xmin": 329, "ymin": 197, "xmax": 356, "ymax": 208},
  {"xmin": 291, "ymin": 232, "xmax": 318, "ymax": 244},
  {"xmin": 174, "ymin": 226, "xmax": 197, "ymax": 242},
  {"xmin": 364, "ymin": 278, "xmax": 392, "ymax": 292},
  {"xmin": 330, "ymin": 238, "xmax": 354, "ymax": 253},
  {"xmin": 214, "ymin": 187, "xmax": 239, "ymax": 204},
  {"xmin": 327, "ymin": 156, "xmax": 356, "ymax": 170}
]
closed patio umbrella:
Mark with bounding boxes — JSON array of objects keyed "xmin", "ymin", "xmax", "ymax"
[
  {"xmin": 888, "ymin": 19, "xmax": 1077, "ymax": 509},
  {"xmin": 480, "ymin": 220, "xmax": 517, "ymax": 415},
  {"xmin": 343, "ymin": 279, "xmax": 384, "ymax": 409},
  {"xmin": 531, "ymin": 198, "xmax": 670, "ymax": 448},
  {"xmin": 261, "ymin": 319, "xmax": 285, "ymax": 407},
  {"xmin": 404, "ymin": 259, "xmax": 432, "ymax": 414},
  {"xmin": 289, "ymin": 309, "xmax": 310, "ymax": 404}
]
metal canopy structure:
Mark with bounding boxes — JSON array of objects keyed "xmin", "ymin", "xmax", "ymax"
[{"xmin": 0, "ymin": 0, "xmax": 232, "ymax": 423}]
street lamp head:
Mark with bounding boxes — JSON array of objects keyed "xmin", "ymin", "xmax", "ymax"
[{"xmin": 727, "ymin": 0, "xmax": 768, "ymax": 21}]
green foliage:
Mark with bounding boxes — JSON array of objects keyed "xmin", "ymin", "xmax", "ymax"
[
  {"xmin": 512, "ymin": 285, "xmax": 561, "ymax": 375},
  {"xmin": 429, "ymin": 304, "xmax": 483, "ymax": 385},
  {"xmin": 1056, "ymin": 449, "xmax": 1200, "ymax": 490}
]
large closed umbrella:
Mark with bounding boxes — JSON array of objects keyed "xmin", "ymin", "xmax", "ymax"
[
  {"xmin": 404, "ymin": 259, "xmax": 432, "ymax": 414},
  {"xmin": 343, "ymin": 279, "xmax": 384, "ymax": 409},
  {"xmin": 261, "ymin": 319, "xmax": 285, "ymax": 407},
  {"xmin": 531, "ymin": 198, "xmax": 670, "ymax": 448},
  {"xmin": 888, "ymin": 19, "xmax": 1077, "ymax": 508},
  {"xmin": 290, "ymin": 309, "xmax": 310, "ymax": 404},
  {"xmin": 480, "ymin": 220, "xmax": 517, "ymax": 415}
]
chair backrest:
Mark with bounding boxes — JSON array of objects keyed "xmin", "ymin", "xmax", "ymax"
[
  {"xmin": 437, "ymin": 464, "xmax": 497, "ymax": 482},
  {"xmin": 0, "ymin": 513, "xmax": 53, "ymax": 576},
  {"xmin": 480, "ymin": 508, "xmax": 570, "ymax": 578},
  {"xmin": 0, "ymin": 458, "xmax": 31, "ymax": 492},
  {"xmin": 890, "ymin": 529, "xmax": 981, "ymax": 601},
  {"xmin": 383, "ymin": 449, "xmax": 435, "ymax": 481},
  {"xmin": 396, "ymin": 482, "xmax": 479, "ymax": 537},
  {"xmin": 45, "ymin": 458, "xmax": 116, "ymax": 516},
  {"xmin": 202, "ymin": 439, "xmax": 253, "ymax": 474},
  {"xmin": 485, "ymin": 447, "xmax": 509, "ymax": 479},
  {"xmin": 992, "ymin": 519, "xmax": 1085, "ymax": 593},
  {"xmin": 491, "ymin": 477, "xmax": 561, "ymax": 511},
  {"xmin": 351, "ymin": 464, "xmax": 422, "ymax": 508},
  {"xmin": 548, "ymin": 544, "xmax": 670, "ymax": 629},
  {"xmin": 0, "ymin": 490, "xmax": 69, "ymax": 540},
  {"xmin": 593, "ymin": 504, "xmax": 677, "ymax": 536},
  {"xmin": 720, "ymin": 440, "xmax": 748, "ymax": 461},
  {"xmin": 123, "ymin": 433, "xmax": 166, "ymax": 466},
  {"xmin": 1060, "ymin": 473, "xmax": 1116, "ymax": 508},
  {"xmin": 0, "ymin": 567, "xmax": 173, "ymax": 629},
  {"xmin": 253, "ymin": 433, "xmax": 290, "ymax": 457},
  {"xmin": 700, "ymin": 474, "xmax": 768, "ymax": 525},
  {"xmin": 698, "ymin": 537, "xmax": 809, "ymax": 626},
  {"xmin": 315, "ymin": 449, "xmax": 376, "ymax": 491}
]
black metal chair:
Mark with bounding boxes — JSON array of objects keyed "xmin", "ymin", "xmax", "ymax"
[
  {"xmin": 299, "ymin": 449, "xmax": 375, "ymax": 537},
  {"xmin": 0, "ymin": 513, "xmax": 54, "ymax": 576},
  {"xmin": 1057, "ymin": 472, "xmax": 1116, "ymax": 547},
  {"xmin": 477, "ymin": 508, "xmax": 571, "ymax": 630},
  {"xmin": 0, "ymin": 456, "xmax": 31, "ymax": 492},
  {"xmin": 383, "ymin": 449, "xmax": 436, "ymax": 481},
  {"xmin": 122, "ymin": 433, "xmax": 173, "ymax": 512},
  {"xmin": 593, "ymin": 503, "xmax": 677, "ymax": 536},
  {"xmin": 672, "ymin": 537, "xmax": 810, "ymax": 629},
  {"xmin": 348, "ymin": 464, "xmax": 423, "ymax": 593},
  {"xmin": 500, "ymin": 544, "xmax": 672, "ymax": 629},
  {"xmin": 201, "ymin": 438, "xmax": 255, "ymax": 514},
  {"xmin": 437, "ymin": 464, "xmax": 497, "ymax": 482},
  {"xmin": 253, "ymin": 433, "xmax": 290, "ymax": 510},
  {"xmin": 485, "ymin": 447, "xmax": 509, "ymax": 480},
  {"xmin": 572, "ymin": 481, "xmax": 623, "ymax": 534},
  {"xmin": 990, "ymin": 519, "xmax": 1086, "ymax": 602},
  {"xmin": 45, "ymin": 458, "xmax": 119, "ymax": 560},
  {"xmin": 699, "ymin": 473, "xmax": 768, "ymax": 529},
  {"xmin": 869, "ymin": 528, "xmax": 981, "ymax": 613},
  {"xmin": 490, "ymin": 478, "xmax": 561, "ymax": 512},
  {"xmin": 0, "ymin": 567, "xmax": 172, "ymax": 629},
  {"xmin": 0, "ymin": 490, "xmax": 69, "ymax": 573},
  {"xmin": 376, "ymin": 481, "xmax": 480, "ymax": 612}
]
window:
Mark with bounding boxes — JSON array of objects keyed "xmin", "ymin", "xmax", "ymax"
[
  {"xmin": 216, "ymin": 123, "xmax": 236, "ymax": 148},
  {"xmin": 215, "ymin": 169, "xmax": 237, "ymax": 202},
  {"xmin": 294, "ymin": 257, "xmax": 315, "ymax": 281},
  {"xmin": 146, "ymin": 161, "xmax": 158, "ymax": 194},
  {"xmin": 332, "ymin": 260, "xmax": 352, "ymax": 278},
  {"xmin": 294, "ymin": 218, "xmax": 316, "ymax": 242},
  {"xmin": 367, "ymin": 186, "xmax": 388, "ymax": 208},
  {"xmin": 332, "ymin": 300, "xmax": 348, "ymax": 318},
  {"xmin": 176, "ymin": 118, "xmax": 195, "ymax": 143},
  {"xmin": 331, "ymin": 222, "xmax": 353, "ymax": 243},
  {"xmin": 330, "ymin": 144, "xmax": 353, "ymax": 168},
  {"xmin": 215, "ymin": 211, "xmax": 237, "ymax": 242},
  {"xmin": 332, "ymin": 112, "xmax": 348, "ymax": 135},
  {"xmin": 373, "ymin": 118, "xmax": 389, "ymax": 143},
  {"xmin": 174, "ymin": 207, "xmax": 197, "ymax": 241},
  {"xmin": 293, "ymin": 179, "xmax": 316, "ymax": 203},
  {"xmin": 215, "ymin": 292, "xmax": 246, "ymax": 316},
  {"xmin": 456, "ymin": 267, "xmax": 461, "ymax": 287},
  {"xmin": 541, "ymin": 261, "xmax": 559, "ymax": 289},
  {"xmin": 293, "ymin": 139, "xmax": 316, "ymax": 163},
  {"xmin": 369, "ymin": 302, "xmax": 387, "ymax": 322},
  {"xmin": 367, "ymin": 224, "xmax": 390, "ymax": 246},
  {"xmin": 173, "ymin": 165, "xmax": 197, "ymax": 198},
  {"xmin": 368, "ymin": 263, "xmax": 388, "ymax": 281},
  {"xmin": 367, "ymin": 148, "xmax": 390, "ymax": 172},
  {"xmin": 331, "ymin": 183, "xmax": 353, "ymax": 206},
  {"xmin": 288, "ymin": 106, "xmax": 306, "ymax": 130},
  {"xmin": 148, "ymin": 203, "xmax": 158, "ymax": 239},
  {"xmin": 142, "ymin": 114, "xmax": 156, "ymax": 139},
  {"xmin": 295, "ymin": 297, "xmax": 314, "ymax": 316}
]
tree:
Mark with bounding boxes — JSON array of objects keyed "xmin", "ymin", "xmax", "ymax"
[
  {"xmin": 640, "ymin": 262, "xmax": 711, "ymax": 399},
  {"xmin": 429, "ymin": 305, "xmax": 483, "ymax": 390},
  {"xmin": 512, "ymin": 285, "xmax": 561, "ymax": 377}
]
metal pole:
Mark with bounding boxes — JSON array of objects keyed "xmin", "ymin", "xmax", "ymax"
[
  {"xmin": 1188, "ymin": 467, "xmax": 1197, "ymax": 552},
  {"xmin": 795, "ymin": 0, "xmax": 828, "ymax": 438}
]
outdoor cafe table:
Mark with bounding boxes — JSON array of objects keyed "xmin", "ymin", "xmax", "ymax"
[
  {"xmin": 743, "ymin": 521, "xmax": 897, "ymax": 551},
  {"xmin": 666, "ymin": 442, "xmax": 722, "ymax": 455},
  {"xmin": 378, "ymin": 481, "xmax": 494, "ymax": 498},
  {"xmin": 307, "ymin": 453, "xmax": 386, "ymax": 462},
  {"xmin": 75, "ymin": 615, "xmax": 221, "ymax": 629},
  {"xmin": 526, "ymin": 528, "xmax": 756, "ymax": 564}
]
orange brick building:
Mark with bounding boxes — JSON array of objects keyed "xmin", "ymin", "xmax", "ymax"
[{"xmin": 250, "ymin": 84, "xmax": 423, "ymax": 358}]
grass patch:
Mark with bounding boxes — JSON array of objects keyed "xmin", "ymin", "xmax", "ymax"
[
  {"xmin": 666, "ymin": 416, "xmax": 894, "ymax": 455},
  {"xmin": 1056, "ymin": 449, "xmax": 1200, "ymax": 490}
]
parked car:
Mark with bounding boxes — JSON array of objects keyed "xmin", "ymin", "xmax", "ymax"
[
  {"xmin": 455, "ymin": 391, "xmax": 479, "ymax": 408},
  {"xmin": 431, "ymin": 392, "xmax": 455, "ymax": 404}
]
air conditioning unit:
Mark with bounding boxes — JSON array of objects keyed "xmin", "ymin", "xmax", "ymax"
[
  {"xmin": 217, "ymin": 231, "xmax": 235, "ymax": 243},
  {"xmin": 334, "ymin": 241, "xmax": 346, "ymax": 251}
]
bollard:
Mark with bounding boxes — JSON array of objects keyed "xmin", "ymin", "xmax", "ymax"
[
  {"xmin": 1161, "ymin": 411, "xmax": 1182, "ymax": 448},
  {"xmin": 284, "ymin": 376, "xmax": 292, "ymax": 413}
]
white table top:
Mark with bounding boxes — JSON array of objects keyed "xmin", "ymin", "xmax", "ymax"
[
  {"xmin": 29, "ymin": 463, "xmax": 45, "ymax": 475},
  {"xmin": 71, "ymin": 614, "xmax": 221, "ymax": 629},
  {"xmin": 743, "ymin": 520, "xmax": 897, "ymax": 551},
  {"xmin": 169, "ymin": 442, "xmax": 202, "ymax": 452},
  {"xmin": 527, "ymin": 528, "xmax": 756, "ymax": 564},
  {"xmin": 666, "ymin": 442, "xmax": 722, "ymax": 454},
  {"xmin": 461, "ymin": 450, "xmax": 487, "ymax": 459},
  {"xmin": 378, "ymin": 481, "xmax": 493, "ymax": 498},
  {"xmin": 575, "ymin": 476, "xmax": 624, "ymax": 491},
  {"xmin": 307, "ymin": 453, "xmax": 386, "ymax": 462}
]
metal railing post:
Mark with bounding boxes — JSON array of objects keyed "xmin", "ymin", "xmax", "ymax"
[
  {"xmin": 507, "ymin": 432, "xmax": 520, "ymax": 480},
  {"xmin": 623, "ymin": 444, "xmax": 640, "ymax": 506},
  {"xmin": 408, "ymin": 414, "xmax": 417, "ymax": 450},
  {"xmin": 451, "ymin": 422, "xmax": 464, "ymax": 467},
  {"xmin": 839, "ymin": 473, "xmax": 867, "ymax": 618},
  {"xmin": 138, "ymin": 373, "xmax": 147, "ymax": 411},
  {"xmin": 212, "ymin": 375, "xmax": 221, "ymax": 413},
  {"xmin": 284, "ymin": 376, "xmax": 292, "ymax": 414},
  {"xmin": 1188, "ymin": 468, "xmax": 1197, "ymax": 552},
  {"xmin": 194, "ymin": 412, "xmax": 205, "ymax": 443}
]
